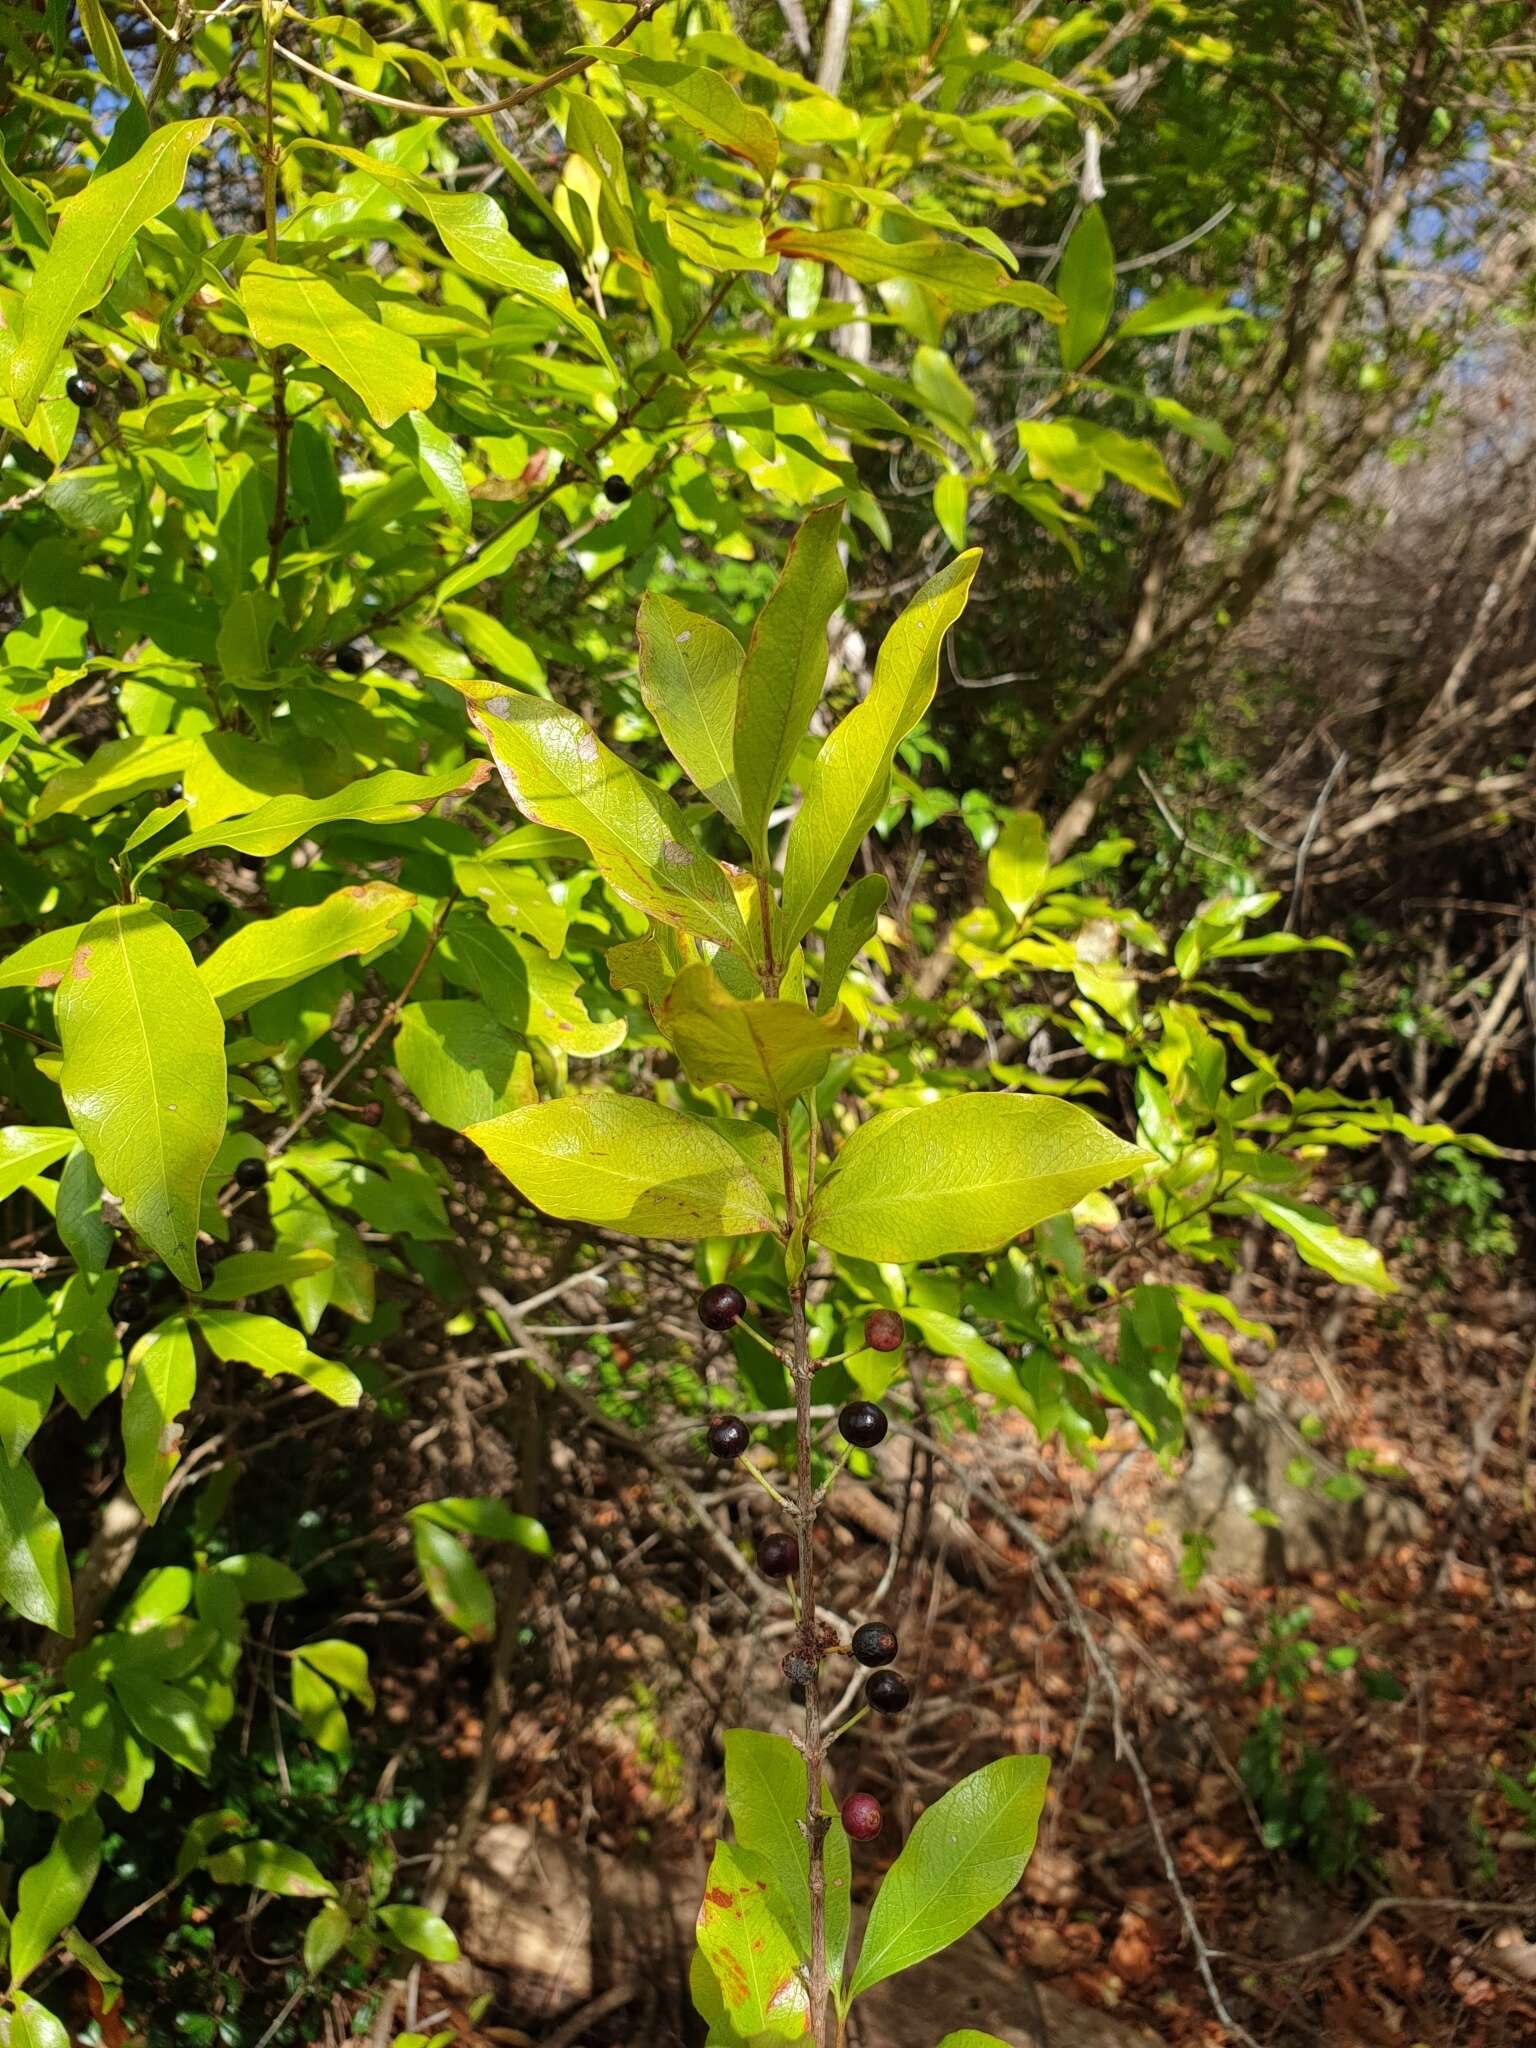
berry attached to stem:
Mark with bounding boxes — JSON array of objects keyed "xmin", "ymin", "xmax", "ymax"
[
  {"xmin": 841, "ymin": 1792, "xmax": 883, "ymax": 1841},
  {"xmin": 706, "ymin": 1414, "xmax": 750, "ymax": 1460},
  {"xmin": 864, "ymin": 1308, "xmax": 904, "ymax": 1352},
  {"xmin": 334, "ymin": 644, "xmax": 368, "ymax": 675},
  {"xmin": 698, "ymin": 1282, "xmax": 747, "ymax": 1332},
  {"xmin": 66, "ymin": 372, "xmax": 99, "ymax": 408},
  {"xmin": 839, "ymin": 1400, "xmax": 888, "ymax": 1449},
  {"xmin": 233, "ymin": 1157, "xmax": 268, "ymax": 1192},
  {"xmin": 602, "ymin": 474, "xmax": 632, "ymax": 504},
  {"xmin": 865, "ymin": 1669, "xmax": 911, "ymax": 1715},
  {"xmin": 757, "ymin": 1531, "xmax": 799, "ymax": 1579},
  {"xmin": 850, "ymin": 1622, "xmax": 898, "ymax": 1668}
]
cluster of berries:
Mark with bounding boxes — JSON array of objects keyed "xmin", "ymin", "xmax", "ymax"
[{"xmin": 697, "ymin": 1284, "xmax": 913, "ymax": 1845}]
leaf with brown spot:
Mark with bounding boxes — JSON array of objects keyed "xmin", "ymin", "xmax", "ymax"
[{"xmin": 695, "ymin": 1842, "xmax": 808, "ymax": 2041}]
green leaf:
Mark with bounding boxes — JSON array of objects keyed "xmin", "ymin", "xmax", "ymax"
[
  {"xmin": 56, "ymin": 1145, "xmax": 112, "ymax": 1280},
  {"xmin": 241, "ymin": 259, "xmax": 435, "ymax": 428},
  {"xmin": 60, "ymin": 1927, "xmax": 121, "ymax": 2011},
  {"xmin": 660, "ymin": 965, "xmax": 855, "ymax": 1110},
  {"xmin": 723, "ymin": 1728, "xmax": 851, "ymax": 1984},
  {"xmin": 0, "ymin": 930, "xmax": 86, "ymax": 993},
  {"xmin": 199, "ymin": 882, "xmax": 416, "ymax": 1016},
  {"xmin": 293, "ymin": 1638, "xmax": 374, "ymax": 1708},
  {"xmin": 811, "ymin": 1094, "xmax": 1147, "ymax": 1263},
  {"xmin": 378, "ymin": 1905, "xmax": 460, "ymax": 1963},
  {"xmin": 0, "ymin": 1275, "xmax": 54, "ymax": 1462},
  {"xmin": 466, "ymin": 688, "xmax": 752, "ymax": 958},
  {"xmin": 772, "ymin": 230, "xmax": 1063, "ymax": 323},
  {"xmin": 9, "ymin": 1809, "xmax": 102, "ymax": 1985},
  {"xmin": 0, "ymin": 1996, "xmax": 69, "ymax": 2048},
  {"xmin": 0, "ymin": 1126, "xmax": 79, "ymax": 1200},
  {"xmin": 395, "ymin": 1000, "xmax": 535, "ymax": 1131},
  {"xmin": 1114, "ymin": 286, "xmax": 1239, "ymax": 340},
  {"xmin": 695, "ymin": 1840, "xmax": 807, "ymax": 2040},
  {"xmin": 781, "ymin": 553, "xmax": 980, "ymax": 948},
  {"xmin": 933, "ymin": 472, "xmax": 967, "ymax": 551},
  {"xmin": 467, "ymin": 1095, "xmax": 777, "ymax": 1242},
  {"xmin": 816, "ymin": 873, "xmax": 888, "ymax": 1015},
  {"xmin": 935, "ymin": 2035, "xmax": 1014, "ymax": 2047},
  {"xmin": 197, "ymin": 1249, "xmax": 335, "ymax": 1301},
  {"xmin": 851, "ymin": 1755, "xmax": 1050, "ymax": 1995},
  {"xmin": 206, "ymin": 1839, "xmax": 335, "ymax": 1899},
  {"xmin": 600, "ymin": 53, "xmax": 779, "ymax": 179},
  {"xmin": 292, "ymin": 1657, "xmax": 349, "ymax": 1755},
  {"xmin": 194, "ymin": 1309, "xmax": 363, "ymax": 1406},
  {"xmin": 31, "ymin": 733, "xmax": 193, "ymax": 822},
  {"xmin": 142, "ymin": 762, "xmax": 491, "ymax": 869},
  {"xmin": 434, "ymin": 510, "xmax": 539, "ymax": 610},
  {"xmin": 121, "ymin": 1315, "xmax": 196, "ymax": 1524},
  {"xmin": 1244, "ymin": 1195, "xmax": 1395, "ymax": 1293},
  {"xmin": 57, "ymin": 905, "xmax": 227, "ymax": 1291},
  {"xmin": 636, "ymin": 593, "xmax": 746, "ymax": 832},
  {"xmin": 7, "ymin": 120, "xmax": 213, "ymax": 421},
  {"xmin": 987, "ymin": 811, "xmax": 1050, "ymax": 922},
  {"xmin": 733, "ymin": 503, "xmax": 846, "ymax": 861},
  {"xmin": 412, "ymin": 1496, "xmax": 551, "ymax": 1556},
  {"xmin": 213, "ymin": 1551, "xmax": 306, "ymax": 1601},
  {"xmin": 410, "ymin": 1515, "xmax": 495, "ymax": 1642},
  {"xmin": 269, "ymin": 1174, "xmax": 374, "ymax": 1333},
  {"xmin": 1057, "ymin": 204, "xmax": 1115, "ymax": 369},
  {"xmin": 303, "ymin": 1901, "xmax": 354, "ymax": 1977},
  {"xmin": 0, "ymin": 1448, "xmax": 72, "ymax": 1634}
]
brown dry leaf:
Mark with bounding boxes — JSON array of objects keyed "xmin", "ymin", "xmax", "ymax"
[
  {"xmin": 1108, "ymin": 1909, "xmax": 1159, "ymax": 1985},
  {"xmin": 1017, "ymin": 1921, "xmax": 1077, "ymax": 1973},
  {"xmin": 1181, "ymin": 1825, "xmax": 1245, "ymax": 1873},
  {"xmin": 1369, "ymin": 1923, "xmax": 1425, "ymax": 1997},
  {"xmin": 1021, "ymin": 1844, "xmax": 1083, "ymax": 1907}
]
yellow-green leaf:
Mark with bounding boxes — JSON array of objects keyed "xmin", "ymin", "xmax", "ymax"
[
  {"xmin": 810, "ymin": 1094, "xmax": 1148, "ymax": 1263},
  {"xmin": 660, "ymin": 964, "xmax": 855, "ymax": 1109},
  {"xmin": 194, "ymin": 1309, "xmax": 362, "ymax": 1406},
  {"xmin": 0, "ymin": 1447, "xmax": 73, "ymax": 1634},
  {"xmin": 467, "ymin": 1095, "xmax": 777, "ymax": 1241},
  {"xmin": 636, "ymin": 593, "xmax": 745, "ymax": 831},
  {"xmin": 240, "ymin": 259, "xmax": 435, "ymax": 428},
  {"xmin": 199, "ymin": 882, "xmax": 416, "ymax": 1016},
  {"xmin": 121, "ymin": 1315, "xmax": 196, "ymax": 1524},
  {"xmin": 394, "ymin": 1000, "xmax": 535, "ymax": 1131},
  {"xmin": 57, "ymin": 906, "xmax": 227, "ymax": 1290},
  {"xmin": 695, "ymin": 1840, "xmax": 807, "ymax": 2040},
  {"xmin": 1058, "ymin": 204, "xmax": 1115, "ymax": 369}
]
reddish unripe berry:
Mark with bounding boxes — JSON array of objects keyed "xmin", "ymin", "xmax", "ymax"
[
  {"xmin": 841, "ymin": 1792, "xmax": 883, "ymax": 1841},
  {"xmin": 707, "ymin": 1415, "xmax": 750, "ymax": 1460},
  {"xmin": 864, "ymin": 1309, "xmax": 904, "ymax": 1353},
  {"xmin": 839, "ymin": 1400, "xmax": 888, "ymax": 1449},
  {"xmin": 851, "ymin": 1622, "xmax": 898, "ymax": 1668},
  {"xmin": 698, "ymin": 1282, "xmax": 747, "ymax": 1332},
  {"xmin": 757, "ymin": 1532, "xmax": 798, "ymax": 1579}
]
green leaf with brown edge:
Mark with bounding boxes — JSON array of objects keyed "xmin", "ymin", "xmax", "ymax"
[
  {"xmin": 660, "ymin": 964, "xmax": 855, "ymax": 1110},
  {"xmin": 57, "ymin": 905, "xmax": 227, "ymax": 1291},
  {"xmin": 0, "ymin": 1447, "xmax": 72, "ymax": 1634},
  {"xmin": 409, "ymin": 1514, "xmax": 494, "ymax": 1642},
  {"xmin": 199, "ymin": 882, "xmax": 416, "ymax": 1016},
  {"xmin": 1057, "ymin": 204, "xmax": 1115, "ymax": 369},
  {"xmin": 0, "ymin": 929, "xmax": 85, "ymax": 992},
  {"xmin": 7, "ymin": 120, "xmax": 214, "ymax": 421},
  {"xmin": 636, "ymin": 593, "xmax": 746, "ymax": 832},
  {"xmin": 780, "ymin": 552, "xmax": 980, "ymax": 949},
  {"xmin": 850, "ymin": 1756, "xmax": 1050, "ymax": 1995},
  {"xmin": 463, "ymin": 686, "xmax": 753, "ymax": 958},
  {"xmin": 695, "ymin": 1840, "xmax": 808, "ymax": 2041},
  {"xmin": 467, "ymin": 1095, "xmax": 778, "ymax": 1242},
  {"xmin": 121, "ymin": 1315, "xmax": 196, "ymax": 1525},
  {"xmin": 240, "ymin": 259, "xmax": 436, "ymax": 428},
  {"xmin": 809, "ymin": 1094, "xmax": 1149, "ymax": 1264},
  {"xmin": 9, "ymin": 1809, "xmax": 102, "ymax": 1986},
  {"xmin": 139, "ymin": 761, "xmax": 492, "ymax": 870},
  {"xmin": 732, "ymin": 502, "xmax": 846, "ymax": 864}
]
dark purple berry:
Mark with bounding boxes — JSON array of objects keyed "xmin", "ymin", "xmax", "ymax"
[
  {"xmin": 707, "ymin": 1415, "xmax": 750, "ymax": 1461},
  {"xmin": 699, "ymin": 1282, "xmax": 746, "ymax": 1332},
  {"xmin": 841, "ymin": 1792, "xmax": 883, "ymax": 1841},
  {"xmin": 839, "ymin": 1401, "xmax": 888, "ymax": 1450},
  {"xmin": 851, "ymin": 1622, "xmax": 898, "ymax": 1668},
  {"xmin": 66, "ymin": 372, "xmax": 99, "ymax": 408},
  {"xmin": 1086, "ymin": 1280, "xmax": 1111, "ymax": 1304},
  {"xmin": 865, "ymin": 1669, "xmax": 910, "ymax": 1716},
  {"xmin": 782, "ymin": 1649, "xmax": 816, "ymax": 1687},
  {"xmin": 864, "ymin": 1309, "xmax": 904, "ymax": 1352},
  {"xmin": 334, "ymin": 644, "xmax": 367, "ymax": 675},
  {"xmin": 602, "ymin": 474, "xmax": 632, "ymax": 505},
  {"xmin": 233, "ymin": 1157, "xmax": 267, "ymax": 1192},
  {"xmin": 117, "ymin": 1292, "xmax": 152, "ymax": 1326},
  {"xmin": 115, "ymin": 1265, "xmax": 150, "ymax": 1295},
  {"xmin": 757, "ymin": 1532, "xmax": 798, "ymax": 1580}
]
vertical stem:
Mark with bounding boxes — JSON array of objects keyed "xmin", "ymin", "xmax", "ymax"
[{"xmin": 260, "ymin": 23, "xmax": 291, "ymax": 590}]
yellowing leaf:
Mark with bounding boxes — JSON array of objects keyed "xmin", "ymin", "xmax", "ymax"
[
  {"xmin": 695, "ymin": 1841, "xmax": 807, "ymax": 2040},
  {"xmin": 199, "ymin": 883, "xmax": 416, "ymax": 1016},
  {"xmin": 467, "ymin": 1095, "xmax": 777, "ymax": 1241},
  {"xmin": 57, "ymin": 906, "xmax": 227, "ymax": 1291},
  {"xmin": 241, "ymin": 259, "xmax": 435, "ymax": 428},
  {"xmin": 660, "ymin": 965, "xmax": 854, "ymax": 1109},
  {"xmin": 636, "ymin": 593, "xmax": 745, "ymax": 831},
  {"xmin": 810, "ymin": 1094, "xmax": 1148, "ymax": 1263}
]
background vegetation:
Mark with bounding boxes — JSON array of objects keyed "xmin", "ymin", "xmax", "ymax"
[{"xmin": 1, "ymin": 2, "xmax": 1533, "ymax": 2045}]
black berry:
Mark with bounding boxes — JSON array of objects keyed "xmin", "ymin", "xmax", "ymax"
[
  {"xmin": 757, "ymin": 1532, "xmax": 798, "ymax": 1580},
  {"xmin": 707, "ymin": 1414, "xmax": 750, "ymax": 1460},
  {"xmin": 782, "ymin": 1649, "xmax": 816, "ymax": 1687},
  {"xmin": 865, "ymin": 1669, "xmax": 910, "ymax": 1716},
  {"xmin": 117, "ymin": 1293, "xmax": 152, "ymax": 1326},
  {"xmin": 841, "ymin": 1792, "xmax": 883, "ymax": 1841},
  {"xmin": 115, "ymin": 1265, "xmax": 150, "ymax": 1295},
  {"xmin": 699, "ymin": 1282, "xmax": 746, "ymax": 1332},
  {"xmin": 1086, "ymin": 1280, "xmax": 1111, "ymax": 1304},
  {"xmin": 66, "ymin": 372, "xmax": 99, "ymax": 408},
  {"xmin": 203, "ymin": 900, "xmax": 232, "ymax": 931},
  {"xmin": 233, "ymin": 1157, "xmax": 268, "ymax": 1192},
  {"xmin": 602, "ymin": 474, "xmax": 631, "ymax": 505},
  {"xmin": 864, "ymin": 1309, "xmax": 904, "ymax": 1352},
  {"xmin": 839, "ymin": 1400, "xmax": 888, "ymax": 1450},
  {"xmin": 851, "ymin": 1622, "xmax": 898, "ymax": 1668},
  {"xmin": 334, "ymin": 644, "xmax": 367, "ymax": 674}
]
